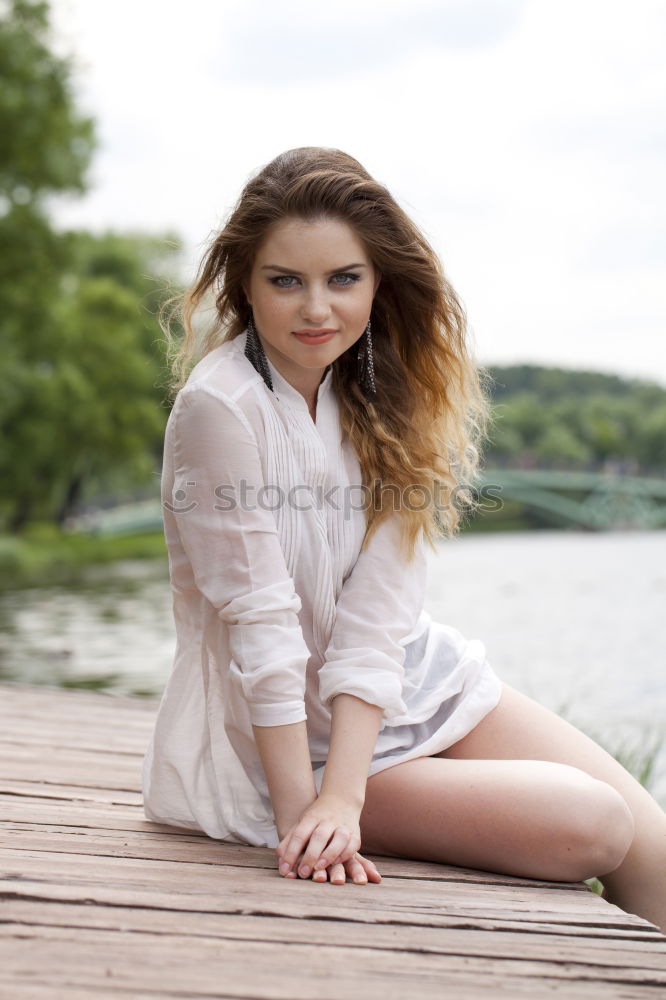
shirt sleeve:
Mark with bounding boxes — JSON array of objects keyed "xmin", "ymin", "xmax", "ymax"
[
  {"xmin": 317, "ymin": 512, "xmax": 428, "ymax": 723},
  {"xmin": 166, "ymin": 384, "xmax": 312, "ymax": 727}
]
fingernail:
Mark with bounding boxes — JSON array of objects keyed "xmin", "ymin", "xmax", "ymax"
[
  {"xmin": 299, "ymin": 865, "xmax": 310, "ymax": 877},
  {"xmin": 280, "ymin": 862, "xmax": 290, "ymax": 874}
]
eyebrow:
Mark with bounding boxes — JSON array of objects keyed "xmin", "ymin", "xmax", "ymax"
[{"xmin": 260, "ymin": 263, "xmax": 368, "ymax": 275}]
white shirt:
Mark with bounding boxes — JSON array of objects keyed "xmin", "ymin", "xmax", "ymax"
[{"xmin": 142, "ymin": 330, "xmax": 502, "ymax": 847}]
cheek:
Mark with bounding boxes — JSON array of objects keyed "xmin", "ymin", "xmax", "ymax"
[
  {"xmin": 251, "ymin": 288, "xmax": 291, "ymax": 325},
  {"xmin": 347, "ymin": 288, "xmax": 375, "ymax": 320}
]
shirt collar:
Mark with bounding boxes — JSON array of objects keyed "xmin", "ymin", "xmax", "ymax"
[
  {"xmin": 266, "ymin": 355, "xmax": 333, "ymax": 413},
  {"xmin": 239, "ymin": 329, "xmax": 333, "ymax": 413}
]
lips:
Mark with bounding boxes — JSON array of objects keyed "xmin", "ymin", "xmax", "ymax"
[
  {"xmin": 293, "ymin": 330, "xmax": 337, "ymax": 336},
  {"xmin": 292, "ymin": 329, "xmax": 338, "ymax": 345}
]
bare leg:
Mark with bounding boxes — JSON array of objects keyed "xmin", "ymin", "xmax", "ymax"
[
  {"xmin": 432, "ymin": 682, "xmax": 666, "ymax": 931},
  {"xmin": 361, "ymin": 683, "xmax": 665, "ymax": 931}
]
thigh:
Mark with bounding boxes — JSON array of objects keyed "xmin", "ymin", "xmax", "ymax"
[
  {"xmin": 437, "ymin": 682, "xmax": 662, "ymax": 827},
  {"xmin": 360, "ymin": 752, "xmax": 631, "ymax": 881},
  {"xmin": 358, "ymin": 682, "xmax": 650, "ymax": 880}
]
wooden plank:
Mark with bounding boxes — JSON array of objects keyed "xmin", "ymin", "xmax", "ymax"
[
  {"xmin": 0, "ymin": 779, "xmax": 144, "ymax": 806},
  {"xmin": 1, "ymin": 925, "xmax": 665, "ymax": 998},
  {"xmin": 0, "ymin": 705, "xmax": 154, "ymax": 731},
  {"xmin": 0, "ymin": 743, "xmax": 145, "ymax": 768},
  {"xmin": 0, "ymin": 845, "xmax": 605, "ymax": 908},
  {"xmin": 3, "ymin": 875, "xmax": 642, "ymax": 934},
  {"xmin": 0, "ymin": 987, "xmax": 160, "ymax": 1000},
  {"xmin": 0, "ymin": 731, "xmax": 149, "ymax": 754},
  {"xmin": 1, "ymin": 972, "xmax": 660, "ymax": 1000},
  {"xmin": 5, "ymin": 899, "xmax": 666, "ymax": 962},
  {"xmin": 0, "ymin": 821, "xmax": 596, "ymax": 891},
  {"xmin": 0, "ymin": 797, "xmax": 165, "ymax": 826},
  {"xmin": 0, "ymin": 807, "xmax": 198, "ymax": 838},
  {"xmin": 0, "ymin": 709, "xmax": 153, "ymax": 734},
  {"xmin": 0, "ymin": 887, "xmax": 657, "ymax": 942},
  {"xmin": 0, "ymin": 798, "xmax": 588, "ymax": 889},
  {"xmin": 0, "ymin": 747, "xmax": 143, "ymax": 789},
  {"xmin": 0, "ymin": 683, "xmax": 159, "ymax": 713},
  {"xmin": 0, "ymin": 850, "xmax": 648, "ymax": 929},
  {"xmin": 1, "ymin": 681, "xmax": 665, "ymax": 999}
]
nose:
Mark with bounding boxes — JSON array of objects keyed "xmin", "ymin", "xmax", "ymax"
[{"xmin": 300, "ymin": 283, "xmax": 332, "ymax": 325}]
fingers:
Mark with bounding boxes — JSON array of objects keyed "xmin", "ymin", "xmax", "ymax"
[
  {"xmin": 277, "ymin": 820, "xmax": 320, "ymax": 876},
  {"xmin": 355, "ymin": 853, "xmax": 382, "ymax": 883},
  {"xmin": 297, "ymin": 827, "xmax": 339, "ymax": 878},
  {"xmin": 285, "ymin": 827, "xmax": 360, "ymax": 880},
  {"xmin": 277, "ymin": 842, "xmax": 381, "ymax": 888},
  {"xmin": 309, "ymin": 830, "xmax": 361, "ymax": 876},
  {"xmin": 283, "ymin": 853, "xmax": 382, "ymax": 886},
  {"xmin": 279, "ymin": 820, "xmax": 338, "ymax": 875},
  {"xmin": 276, "ymin": 818, "xmax": 368, "ymax": 881},
  {"xmin": 312, "ymin": 854, "xmax": 381, "ymax": 885},
  {"xmin": 311, "ymin": 862, "xmax": 343, "ymax": 884},
  {"xmin": 328, "ymin": 862, "xmax": 347, "ymax": 884},
  {"xmin": 310, "ymin": 861, "xmax": 347, "ymax": 884}
]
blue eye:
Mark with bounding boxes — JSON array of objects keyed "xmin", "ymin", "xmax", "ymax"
[
  {"xmin": 331, "ymin": 273, "xmax": 361, "ymax": 286},
  {"xmin": 268, "ymin": 272, "xmax": 361, "ymax": 289},
  {"xmin": 270, "ymin": 275, "xmax": 299, "ymax": 288}
]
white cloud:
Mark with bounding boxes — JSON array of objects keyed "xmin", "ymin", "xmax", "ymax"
[{"xmin": 48, "ymin": 0, "xmax": 666, "ymax": 385}]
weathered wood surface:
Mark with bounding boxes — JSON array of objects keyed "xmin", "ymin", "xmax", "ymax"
[{"xmin": 1, "ymin": 682, "xmax": 665, "ymax": 999}]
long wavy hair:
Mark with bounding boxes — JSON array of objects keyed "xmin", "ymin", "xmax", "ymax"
[{"xmin": 161, "ymin": 147, "xmax": 495, "ymax": 560}]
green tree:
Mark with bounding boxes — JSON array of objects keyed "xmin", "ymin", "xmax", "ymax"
[
  {"xmin": 579, "ymin": 396, "xmax": 629, "ymax": 464},
  {"xmin": 0, "ymin": 228, "xmax": 179, "ymax": 529},
  {"xmin": 491, "ymin": 391, "xmax": 547, "ymax": 452},
  {"xmin": 635, "ymin": 404, "xmax": 666, "ymax": 471},
  {"xmin": 0, "ymin": 0, "xmax": 94, "ymax": 528},
  {"xmin": 486, "ymin": 366, "xmax": 666, "ymax": 473},
  {"xmin": 0, "ymin": 0, "xmax": 94, "ymax": 203},
  {"xmin": 0, "ymin": 0, "xmax": 180, "ymax": 530},
  {"xmin": 534, "ymin": 424, "xmax": 591, "ymax": 467}
]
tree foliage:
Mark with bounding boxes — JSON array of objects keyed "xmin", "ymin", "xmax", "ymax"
[
  {"xmin": 485, "ymin": 365, "xmax": 666, "ymax": 474},
  {"xmin": 0, "ymin": 0, "xmax": 179, "ymax": 531},
  {"xmin": 0, "ymin": 0, "xmax": 94, "ymax": 203}
]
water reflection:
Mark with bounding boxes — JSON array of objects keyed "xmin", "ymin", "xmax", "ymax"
[
  {"xmin": 0, "ymin": 559, "xmax": 173, "ymax": 695},
  {"xmin": 1, "ymin": 530, "xmax": 664, "ymax": 804}
]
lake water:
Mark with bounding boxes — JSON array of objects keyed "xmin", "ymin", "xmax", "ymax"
[{"xmin": 1, "ymin": 529, "xmax": 665, "ymax": 805}]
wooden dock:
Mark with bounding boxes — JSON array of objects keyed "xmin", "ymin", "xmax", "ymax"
[{"xmin": 1, "ymin": 682, "xmax": 665, "ymax": 999}]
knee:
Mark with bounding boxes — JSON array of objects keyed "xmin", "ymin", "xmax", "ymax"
[{"xmin": 559, "ymin": 775, "xmax": 635, "ymax": 881}]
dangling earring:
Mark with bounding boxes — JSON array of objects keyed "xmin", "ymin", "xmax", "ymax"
[
  {"xmin": 244, "ymin": 313, "xmax": 274, "ymax": 393},
  {"xmin": 357, "ymin": 319, "xmax": 376, "ymax": 401}
]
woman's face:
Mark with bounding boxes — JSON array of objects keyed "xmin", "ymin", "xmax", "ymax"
[{"xmin": 244, "ymin": 215, "xmax": 379, "ymax": 395}]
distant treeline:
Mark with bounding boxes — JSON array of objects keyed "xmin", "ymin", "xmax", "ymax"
[{"xmin": 483, "ymin": 365, "xmax": 666, "ymax": 476}]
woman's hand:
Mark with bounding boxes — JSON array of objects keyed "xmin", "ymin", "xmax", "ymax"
[
  {"xmin": 304, "ymin": 853, "xmax": 382, "ymax": 885},
  {"xmin": 309, "ymin": 852, "xmax": 382, "ymax": 885},
  {"xmin": 280, "ymin": 850, "xmax": 381, "ymax": 885},
  {"xmin": 276, "ymin": 792, "xmax": 373, "ymax": 881}
]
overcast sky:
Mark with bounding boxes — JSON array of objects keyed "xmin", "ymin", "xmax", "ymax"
[{"xmin": 48, "ymin": 0, "xmax": 666, "ymax": 386}]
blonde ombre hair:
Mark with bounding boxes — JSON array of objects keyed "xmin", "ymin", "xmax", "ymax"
[{"xmin": 161, "ymin": 147, "xmax": 494, "ymax": 560}]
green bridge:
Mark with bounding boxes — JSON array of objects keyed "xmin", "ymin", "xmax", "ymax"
[
  {"xmin": 72, "ymin": 469, "xmax": 666, "ymax": 537},
  {"xmin": 477, "ymin": 468, "xmax": 666, "ymax": 530}
]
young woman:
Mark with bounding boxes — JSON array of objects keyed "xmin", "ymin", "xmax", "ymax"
[{"xmin": 142, "ymin": 147, "xmax": 665, "ymax": 932}]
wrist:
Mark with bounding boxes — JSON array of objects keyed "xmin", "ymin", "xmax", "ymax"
[
  {"xmin": 274, "ymin": 789, "xmax": 318, "ymax": 839},
  {"xmin": 251, "ymin": 721, "xmax": 317, "ymax": 841},
  {"xmin": 317, "ymin": 784, "xmax": 365, "ymax": 814}
]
